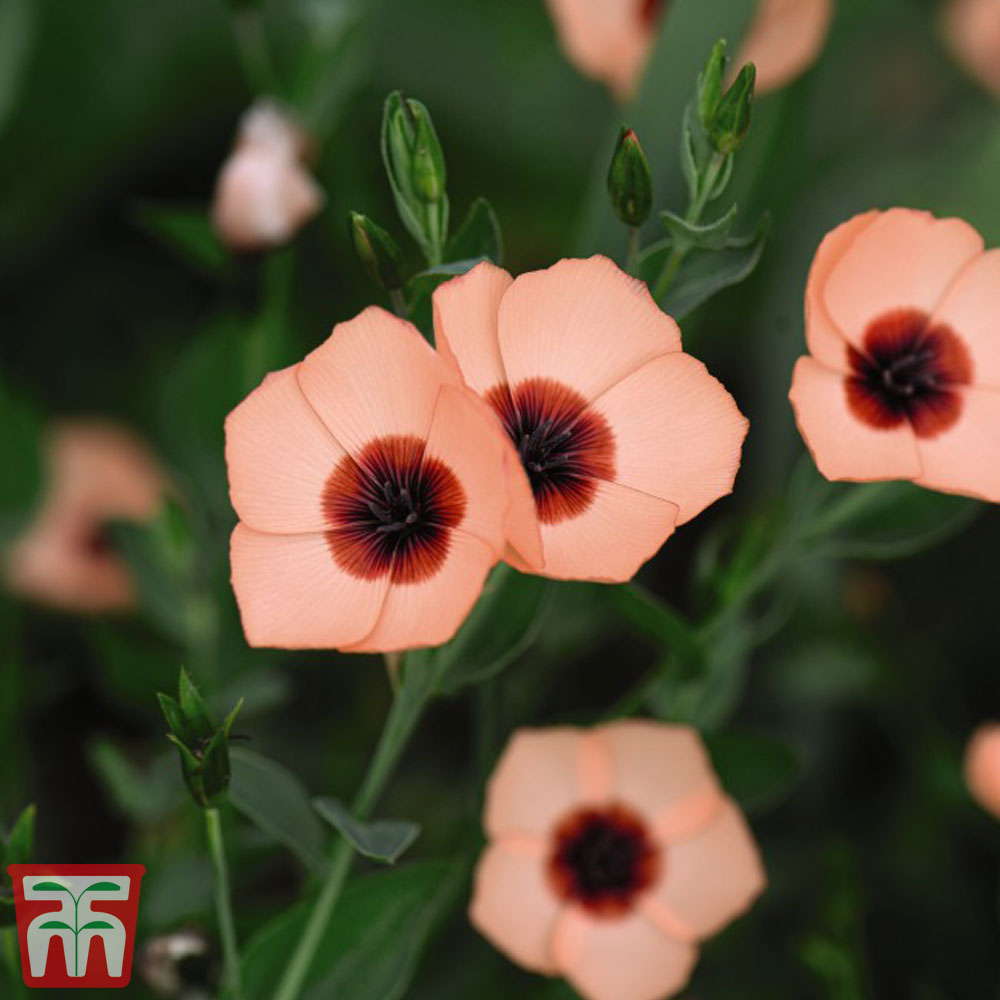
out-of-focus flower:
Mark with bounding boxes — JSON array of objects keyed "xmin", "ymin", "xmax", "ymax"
[
  {"xmin": 965, "ymin": 724, "xmax": 1000, "ymax": 819},
  {"xmin": 432, "ymin": 257, "xmax": 747, "ymax": 582},
  {"xmin": 789, "ymin": 208, "xmax": 1000, "ymax": 502},
  {"xmin": 211, "ymin": 100, "xmax": 324, "ymax": 251},
  {"xmin": 225, "ymin": 307, "xmax": 534, "ymax": 651},
  {"xmin": 3, "ymin": 421, "xmax": 164, "ymax": 613},
  {"xmin": 138, "ymin": 928, "xmax": 213, "ymax": 999},
  {"xmin": 944, "ymin": 0, "xmax": 1000, "ymax": 98},
  {"xmin": 736, "ymin": 0, "xmax": 833, "ymax": 95},
  {"xmin": 544, "ymin": 0, "xmax": 832, "ymax": 100},
  {"xmin": 470, "ymin": 721, "xmax": 766, "ymax": 1000}
]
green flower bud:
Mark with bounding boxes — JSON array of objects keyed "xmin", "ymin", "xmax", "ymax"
[
  {"xmin": 709, "ymin": 63, "xmax": 756, "ymax": 155},
  {"xmin": 697, "ymin": 40, "xmax": 727, "ymax": 133},
  {"xmin": 383, "ymin": 91, "xmax": 446, "ymax": 207},
  {"xmin": 349, "ymin": 212, "xmax": 406, "ymax": 291},
  {"xmin": 607, "ymin": 126, "xmax": 653, "ymax": 228},
  {"xmin": 159, "ymin": 668, "xmax": 243, "ymax": 809}
]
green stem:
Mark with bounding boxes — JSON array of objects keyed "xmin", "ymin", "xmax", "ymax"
[
  {"xmin": 272, "ymin": 665, "xmax": 435, "ymax": 1000},
  {"xmin": 1, "ymin": 928, "xmax": 26, "ymax": 998},
  {"xmin": 389, "ymin": 288, "xmax": 408, "ymax": 319},
  {"xmin": 206, "ymin": 808, "xmax": 242, "ymax": 1000},
  {"xmin": 233, "ymin": 8, "xmax": 279, "ymax": 95},
  {"xmin": 626, "ymin": 226, "xmax": 641, "ymax": 274},
  {"xmin": 652, "ymin": 151, "xmax": 728, "ymax": 302}
]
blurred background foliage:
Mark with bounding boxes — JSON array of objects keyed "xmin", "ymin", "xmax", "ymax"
[{"xmin": 1, "ymin": 0, "xmax": 999, "ymax": 997}]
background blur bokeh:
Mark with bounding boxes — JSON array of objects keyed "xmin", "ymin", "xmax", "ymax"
[{"xmin": 2, "ymin": 0, "xmax": 1000, "ymax": 997}]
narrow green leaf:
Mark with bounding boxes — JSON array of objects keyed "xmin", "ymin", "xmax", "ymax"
[
  {"xmin": 239, "ymin": 861, "xmax": 461, "ymax": 1000},
  {"xmin": 0, "ymin": 0, "xmax": 36, "ymax": 136},
  {"xmin": 313, "ymin": 798, "xmax": 420, "ymax": 865},
  {"xmin": 229, "ymin": 746, "xmax": 326, "ymax": 873},
  {"xmin": 445, "ymin": 197, "xmax": 502, "ymax": 264},
  {"xmin": 706, "ymin": 730, "xmax": 802, "ymax": 813},
  {"xmin": 30, "ymin": 882, "xmax": 71, "ymax": 893},
  {"xmin": 81, "ymin": 882, "xmax": 122, "ymax": 893},
  {"xmin": 157, "ymin": 693, "xmax": 188, "ymax": 742},
  {"xmin": 38, "ymin": 920, "xmax": 72, "ymax": 930},
  {"xmin": 3, "ymin": 804, "xmax": 35, "ymax": 866},
  {"xmin": 660, "ymin": 203, "xmax": 738, "ymax": 251},
  {"xmin": 80, "ymin": 920, "xmax": 114, "ymax": 930},
  {"xmin": 87, "ymin": 738, "xmax": 182, "ymax": 824},
  {"xmin": 435, "ymin": 565, "xmax": 552, "ymax": 694},
  {"xmin": 608, "ymin": 584, "xmax": 704, "ymax": 670},
  {"xmin": 131, "ymin": 202, "xmax": 228, "ymax": 276}
]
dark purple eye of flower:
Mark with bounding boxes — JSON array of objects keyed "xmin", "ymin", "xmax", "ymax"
[
  {"xmin": 321, "ymin": 435, "xmax": 466, "ymax": 585},
  {"xmin": 548, "ymin": 804, "xmax": 660, "ymax": 917},
  {"xmin": 486, "ymin": 378, "xmax": 615, "ymax": 525},
  {"xmin": 846, "ymin": 308, "xmax": 972, "ymax": 439}
]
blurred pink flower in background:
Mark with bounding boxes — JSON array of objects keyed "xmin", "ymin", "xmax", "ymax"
[
  {"xmin": 3, "ymin": 421, "xmax": 164, "ymax": 612},
  {"xmin": 225, "ymin": 307, "xmax": 535, "ymax": 651},
  {"xmin": 790, "ymin": 208, "xmax": 1000, "ymax": 502},
  {"xmin": 544, "ymin": 0, "xmax": 832, "ymax": 99},
  {"xmin": 944, "ymin": 0, "xmax": 1000, "ymax": 98},
  {"xmin": 965, "ymin": 724, "xmax": 1000, "ymax": 819},
  {"xmin": 470, "ymin": 721, "xmax": 766, "ymax": 1000},
  {"xmin": 212, "ymin": 100, "xmax": 324, "ymax": 251},
  {"xmin": 433, "ymin": 257, "xmax": 747, "ymax": 582}
]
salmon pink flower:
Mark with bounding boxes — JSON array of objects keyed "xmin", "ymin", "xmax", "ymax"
[
  {"xmin": 212, "ymin": 100, "xmax": 324, "ymax": 251},
  {"xmin": 470, "ymin": 721, "xmax": 766, "ymax": 1000},
  {"xmin": 944, "ymin": 0, "xmax": 1000, "ymax": 98},
  {"xmin": 432, "ymin": 257, "xmax": 747, "ymax": 582},
  {"xmin": 544, "ymin": 0, "xmax": 831, "ymax": 99},
  {"xmin": 225, "ymin": 307, "xmax": 531, "ymax": 651},
  {"xmin": 3, "ymin": 421, "xmax": 164, "ymax": 613},
  {"xmin": 965, "ymin": 724, "xmax": 1000, "ymax": 820},
  {"xmin": 789, "ymin": 208, "xmax": 1000, "ymax": 502}
]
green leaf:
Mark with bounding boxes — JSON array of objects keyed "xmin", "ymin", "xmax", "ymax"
[
  {"xmin": 86, "ymin": 738, "xmax": 182, "ymax": 825},
  {"xmin": 178, "ymin": 667, "xmax": 216, "ymax": 740},
  {"xmin": 435, "ymin": 565, "xmax": 553, "ymax": 694},
  {"xmin": 445, "ymin": 197, "xmax": 502, "ymax": 264},
  {"xmin": 131, "ymin": 202, "xmax": 228, "ymax": 277},
  {"xmin": 239, "ymin": 861, "xmax": 461, "ymax": 1000},
  {"xmin": 80, "ymin": 920, "xmax": 114, "ymax": 930},
  {"xmin": 705, "ymin": 730, "xmax": 802, "ymax": 813},
  {"xmin": 38, "ymin": 920, "xmax": 72, "ymax": 930},
  {"xmin": 229, "ymin": 746, "xmax": 326, "ymax": 873},
  {"xmin": 3, "ymin": 804, "xmax": 35, "ymax": 866},
  {"xmin": 157, "ymin": 693, "xmax": 189, "ymax": 743},
  {"xmin": 803, "ymin": 481, "xmax": 981, "ymax": 560},
  {"xmin": 313, "ymin": 798, "xmax": 420, "ymax": 865},
  {"xmin": 608, "ymin": 584, "xmax": 704, "ymax": 671},
  {"xmin": 660, "ymin": 204, "xmax": 737, "ymax": 251},
  {"xmin": 0, "ymin": 0, "xmax": 36, "ymax": 137},
  {"xmin": 81, "ymin": 883, "xmax": 122, "ymax": 894},
  {"xmin": 31, "ymin": 883, "xmax": 71, "ymax": 893}
]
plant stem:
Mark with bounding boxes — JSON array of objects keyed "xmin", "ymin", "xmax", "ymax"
[
  {"xmin": 272, "ymin": 662, "xmax": 435, "ymax": 1000},
  {"xmin": 652, "ymin": 151, "xmax": 728, "ymax": 302},
  {"xmin": 206, "ymin": 808, "xmax": 242, "ymax": 1000},
  {"xmin": 626, "ymin": 226, "xmax": 641, "ymax": 274},
  {"xmin": 389, "ymin": 288, "xmax": 408, "ymax": 318},
  {"xmin": 1, "ymin": 928, "xmax": 26, "ymax": 998},
  {"xmin": 233, "ymin": 8, "xmax": 278, "ymax": 95}
]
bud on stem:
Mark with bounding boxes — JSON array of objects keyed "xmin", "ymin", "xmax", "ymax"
[
  {"xmin": 607, "ymin": 126, "xmax": 653, "ymax": 228},
  {"xmin": 349, "ymin": 212, "xmax": 406, "ymax": 291},
  {"xmin": 709, "ymin": 64, "xmax": 756, "ymax": 155}
]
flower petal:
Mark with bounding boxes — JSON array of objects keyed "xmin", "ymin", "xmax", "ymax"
[
  {"xmin": 225, "ymin": 365, "xmax": 346, "ymax": 534},
  {"xmin": 552, "ymin": 907, "xmax": 697, "ymax": 1000},
  {"xmin": 597, "ymin": 721, "xmax": 721, "ymax": 832},
  {"xmin": 651, "ymin": 798, "xmax": 766, "ymax": 939},
  {"xmin": 914, "ymin": 386, "xmax": 1000, "ymax": 502},
  {"xmin": 485, "ymin": 728, "xmax": 591, "ymax": 839},
  {"xmin": 229, "ymin": 524, "xmax": 388, "ymax": 649},
  {"xmin": 805, "ymin": 210, "xmax": 880, "ymax": 369},
  {"xmin": 433, "ymin": 261, "xmax": 512, "ymax": 395},
  {"xmin": 930, "ymin": 249, "xmax": 1000, "ymax": 391},
  {"xmin": 737, "ymin": 0, "xmax": 833, "ymax": 95},
  {"xmin": 945, "ymin": 0, "xmax": 1000, "ymax": 99},
  {"xmin": 534, "ymin": 480, "xmax": 678, "ymax": 582},
  {"xmin": 497, "ymin": 257, "xmax": 681, "ymax": 403},
  {"xmin": 296, "ymin": 307, "xmax": 456, "ymax": 455},
  {"xmin": 592, "ymin": 353, "xmax": 748, "ymax": 525},
  {"xmin": 965, "ymin": 724, "xmax": 1000, "ymax": 820},
  {"xmin": 789, "ymin": 356, "xmax": 922, "ymax": 482},
  {"xmin": 343, "ymin": 529, "xmax": 497, "ymax": 652},
  {"xmin": 469, "ymin": 840, "xmax": 561, "ymax": 975},
  {"xmin": 823, "ymin": 209, "xmax": 983, "ymax": 344}
]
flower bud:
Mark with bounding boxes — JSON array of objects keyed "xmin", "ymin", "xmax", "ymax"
[
  {"xmin": 349, "ymin": 213, "xmax": 406, "ymax": 291},
  {"xmin": 607, "ymin": 126, "xmax": 652, "ymax": 227},
  {"xmin": 697, "ymin": 39, "xmax": 727, "ymax": 133},
  {"xmin": 708, "ymin": 63, "xmax": 756, "ymax": 155},
  {"xmin": 158, "ymin": 668, "xmax": 243, "ymax": 809}
]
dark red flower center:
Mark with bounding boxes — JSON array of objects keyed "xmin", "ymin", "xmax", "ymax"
[
  {"xmin": 321, "ymin": 435, "xmax": 465, "ymax": 585},
  {"xmin": 638, "ymin": 0, "xmax": 669, "ymax": 31},
  {"xmin": 846, "ymin": 309, "xmax": 972, "ymax": 439},
  {"xmin": 485, "ymin": 378, "xmax": 615, "ymax": 525},
  {"xmin": 548, "ymin": 804, "xmax": 660, "ymax": 917}
]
